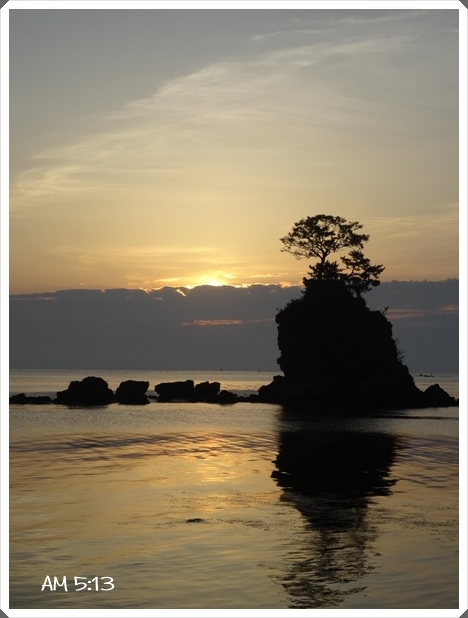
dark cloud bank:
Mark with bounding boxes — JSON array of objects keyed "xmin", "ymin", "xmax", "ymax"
[{"xmin": 10, "ymin": 280, "xmax": 458, "ymax": 373}]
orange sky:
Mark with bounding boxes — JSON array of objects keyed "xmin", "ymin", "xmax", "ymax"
[{"xmin": 7, "ymin": 7, "xmax": 460, "ymax": 294}]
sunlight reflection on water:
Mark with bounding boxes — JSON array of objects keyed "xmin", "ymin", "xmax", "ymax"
[{"xmin": 9, "ymin": 374, "xmax": 459, "ymax": 610}]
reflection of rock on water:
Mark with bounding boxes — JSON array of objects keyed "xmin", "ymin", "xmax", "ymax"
[
  {"xmin": 273, "ymin": 429, "xmax": 398, "ymax": 504},
  {"xmin": 271, "ymin": 422, "xmax": 399, "ymax": 608}
]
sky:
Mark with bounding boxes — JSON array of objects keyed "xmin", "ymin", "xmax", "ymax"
[{"xmin": 8, "ymin": 5, "xmax": 460, "ymax": 294}]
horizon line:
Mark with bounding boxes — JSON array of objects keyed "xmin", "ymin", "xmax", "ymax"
[{"xmin": 9, "ymin": 277, "xmax": 460, "ymax": 297}]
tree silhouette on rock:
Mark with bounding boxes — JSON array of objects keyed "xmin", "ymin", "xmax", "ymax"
[
  {"xmin": 280, "ymin": 214, "xmax": 384, "ymax": 297},
  {"xmin": 257, "ymin": 214, "xmax": 457, "ymax": 409}
]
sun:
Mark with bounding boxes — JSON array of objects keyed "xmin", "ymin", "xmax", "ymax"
[{"xmin": 190, "ymin": 273, "xmax": 236, "ymax": 288}]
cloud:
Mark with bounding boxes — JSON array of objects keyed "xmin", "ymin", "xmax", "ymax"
[
  {"xmin": 368, "ymin": 206, "xmax": 459, "ymax": 235},
  {"xmin": 183, "ymin": 320, "xmax": 244, "ymax": 327},
  {"xmin": 9, "ymin": 11, "xmax": 458, "ymax": 290},
  {"xmin": 183, "ymin": 318, "xmax": 274, "ymax": 327},
  {"xmin": 10, "ymin": 11, "xmax": 457, "ymax": 209},
  {"xmin": 9, "ymin": 281, "xmax": 458, "ymax": 373},
  {"xmin": 386, "ymin": 309, "xmax": 426, "ymax": 320}
]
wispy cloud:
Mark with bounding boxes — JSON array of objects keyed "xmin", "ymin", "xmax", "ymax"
[
  {"xmin": 368, "ymin": 206, "xmax": 459, "ymax": 238},
  {"xmin": 9, "ymin": 11, "xmax": 458, "ymax": 289},
  {"xmin": 183, "ymin": 319, "xmax": 244, "ymax": 327},
  {"xmin": 48, "ymin": 244, "xmax": 223, "ymax": 267},
  {"xmin": 386, "ymin": 308, "xmax": 426, "ymax": 320},
  {"xmin": 11, "ymin": 18, "xmax": 452, "ymax": 208}
]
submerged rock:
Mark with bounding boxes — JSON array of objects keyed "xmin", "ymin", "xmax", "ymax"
[{"xmin": 9, "ymin": 393, "xmax": 52, "ymax": 405}]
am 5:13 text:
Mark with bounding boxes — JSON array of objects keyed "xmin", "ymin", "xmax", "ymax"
[{"xmin": 41, "ymin": 576, "xmax": 114, "ymax": 591}]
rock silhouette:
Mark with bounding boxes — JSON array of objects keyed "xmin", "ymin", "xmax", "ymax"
[
  {"xmin": 422, "ymin": 383, "xmax": 458, "ymax": 407},
  {"xmin": 10, "ymin": 378, "xmax": 244, "ymax": 405},
  {"xmin": 193, "ymin": 381, "xmax": 221, "ymax": 402},
  {"xmin": 154, "ymin": 380, "xmax": 226, "ymax": 402},
  {"xmin": 258, "ymin": 279, "xmax": 457, "ymax": 409},
  {"xmin": 9, "ymin": 393, "xmax": 52, "ymax": 405},
  {"xmin": 154, "ymin": 380, "xmax": 196, "ymax": 402},
  {"xmin": 55, "ymin": 376, "xmax": 116, "ymax": 406},
  {"xmin": 116, "ymin": 380, "xmax": 150, "ymax": 405},
  {"xmin": 10, "ymin": 288, "xmax": 457, "ymax": 415}
]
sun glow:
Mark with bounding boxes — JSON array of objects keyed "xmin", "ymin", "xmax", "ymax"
[{"xmin": 190, "ymin": 273, "xmax": 237, "ymax": 288}]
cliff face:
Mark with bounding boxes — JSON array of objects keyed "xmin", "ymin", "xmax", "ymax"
[{"xmin": 259, "ymin": 280, "xmax": 457, "ymax": 409}]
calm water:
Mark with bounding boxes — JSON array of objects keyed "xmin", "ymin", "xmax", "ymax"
[{"xmin": 9, "ymin": 370, "xmax": 460, "ymax": 610}]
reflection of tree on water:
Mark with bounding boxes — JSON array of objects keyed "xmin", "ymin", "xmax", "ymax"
[{"xmin": 271, "ymin": 410, "xmax": 400, "ymax": 608}]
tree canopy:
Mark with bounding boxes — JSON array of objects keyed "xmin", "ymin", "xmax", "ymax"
[{"xmin": 280, "ymin": 214, "xmax": 384, "ymax": 296}]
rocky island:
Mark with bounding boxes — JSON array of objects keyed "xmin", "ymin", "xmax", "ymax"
[
  {"xmin": 256, "ymin": 278, "xmax": 457, "ymax": 409},
  {"xmin": 9, "ymin": 215, "xmax": 458, "ymax": 410},
  {"xmin": 256, "ymin": 214, "xmax": 458, "ymax": 410}
]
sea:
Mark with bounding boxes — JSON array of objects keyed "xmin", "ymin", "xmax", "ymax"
[{"xmin": 8, "ymin": 369, "xmax": 462, "ymax": 612}]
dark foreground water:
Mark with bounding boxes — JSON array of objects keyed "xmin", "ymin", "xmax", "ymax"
[{"xmin": 8, "ymin": 370, "xmax": 461, "ymax": 610}]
